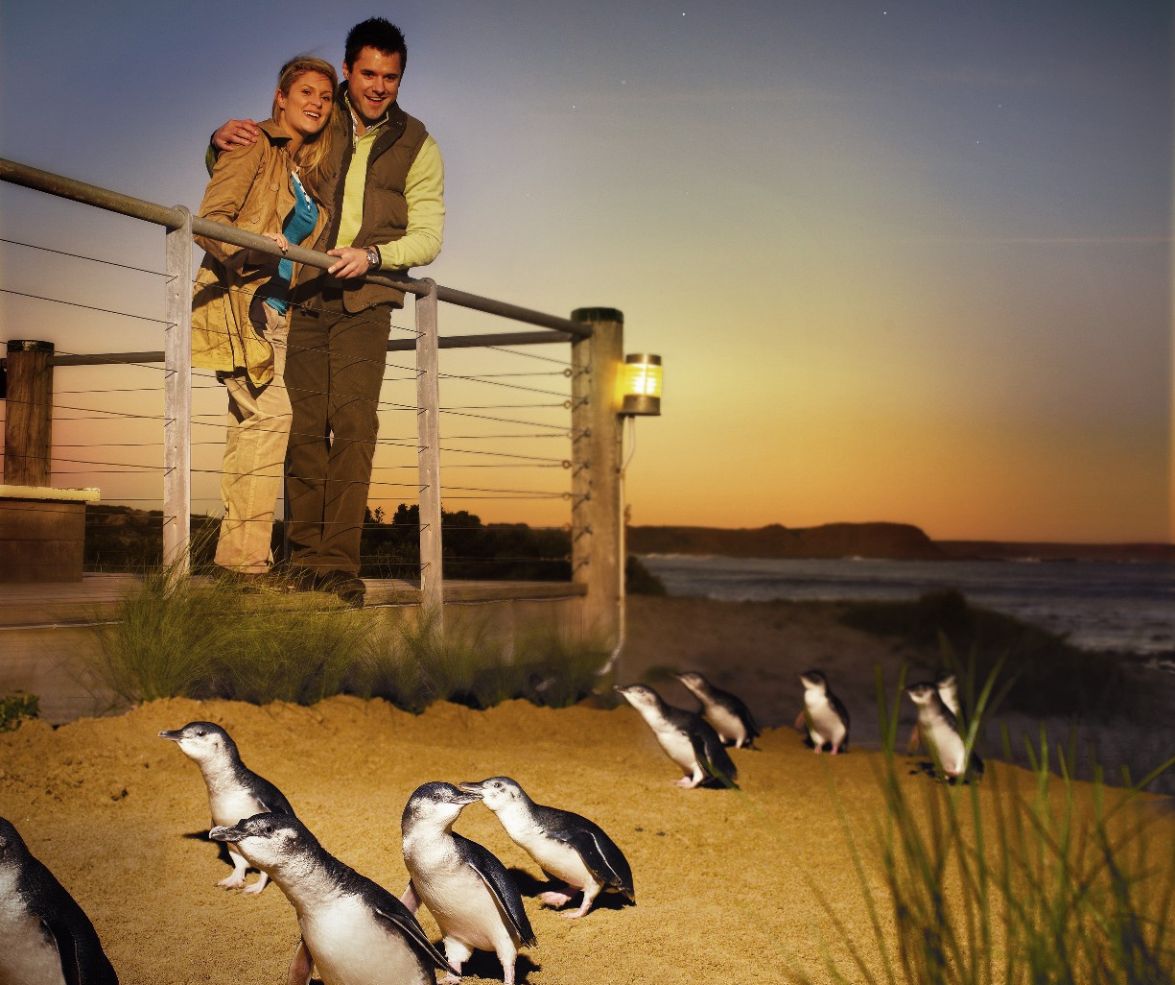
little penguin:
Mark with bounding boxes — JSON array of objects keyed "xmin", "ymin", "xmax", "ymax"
[
  {"xmin": 210, "ymin": 813, "xmax": 449, "ymax": 985},
  {"xmin": 614, "ymin": 683, "xmax": 739, "ymax": 788},
  {"xmin": 400, "ymin": 781, "xmax": 536, "ymax": 985},
  {"xmin": 460, "ymin": 776, "xmax": 634, "ymax": 918},
  {"xmin": 675, "ymin": 671, "xmax": 760, "ymax": 748},
  {"xmin": 795, "ymin": 670, "xmax": 851, "ymax": 754},
  {"xmin": 906, "ymin": 682, "xmax": 984, "ymax": 781},
  {"xmin": 906, "ymin": 673, "xmax": 963, "ymax": 753},
  {"xmin": 0, "ymin": 815, "xmax": 119, "ymax": 985},
  {"xmin": 160, "ymin": 720, "xmax": 295, "ymax": 894}
]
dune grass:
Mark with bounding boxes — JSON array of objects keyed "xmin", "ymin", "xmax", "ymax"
[
  {"xmin": 788, "ymin": 665, "xmax": 1175, "ymax": 985},
  {"xmin": 0, "ymin": 692, "xmax": 39, "ymax": 731},
  {"xmin": 89, "ymin": 574, "xmax": 606, "ymax": 714}
]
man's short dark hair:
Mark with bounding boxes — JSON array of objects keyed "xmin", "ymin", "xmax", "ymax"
[{"xmin": 345, "ymin": 18, "xmax": 408, "ymax": 70}]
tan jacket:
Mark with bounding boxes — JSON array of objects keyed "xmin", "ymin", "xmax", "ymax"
[{"xmin": 192, "ymin": 120, "xmax": 329, "ymax": 384}]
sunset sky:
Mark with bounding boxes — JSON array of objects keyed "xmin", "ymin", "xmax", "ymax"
[{"xmin": 1, "ymin": 1, "xmax": 1171, "ymax": 543}]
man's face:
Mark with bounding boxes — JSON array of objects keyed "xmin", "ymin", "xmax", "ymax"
[{"xmin": 343, "ymin": 47, "xmax": 402, "ymax": 123}]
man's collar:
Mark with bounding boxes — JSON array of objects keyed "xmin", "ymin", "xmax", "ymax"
[{"xmin": 343, "ymin": 91, "xmax": 390, "ymax": 136}]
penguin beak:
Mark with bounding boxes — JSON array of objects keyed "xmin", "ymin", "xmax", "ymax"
[
  {"xmin": 454, "ymin": 789, "xmax": 482, "ymax": 806},
  {"xmin": 159, "ymin": 729, "xmax": 183, "ymax": 741},
  {"xmin": 457, "ymin": 782, "xmax": 485, "ymax": 799},
  {"xmin": 209, "ymin": 823, "xmax": 245, "ymax": 843}
]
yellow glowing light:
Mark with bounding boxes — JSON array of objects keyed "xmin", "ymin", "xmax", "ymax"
[{"xmin": 621, "ymin": 353, "xmax": 662, "ymax": 416}]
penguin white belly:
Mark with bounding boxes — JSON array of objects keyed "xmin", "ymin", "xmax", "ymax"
[
  {"xmin": 208, "ymin": 788, "xmax": 264, "ymax": 828},
  {"xmin": 0, "ymin": 876, "xmax": 68, "ymax": 985},
  {"xmin": 300, "ymin": 894, "xmax": 426, "ymax": 985},
  {"xmin": 705, "ymin": 705, "xmax": 744, "ymax": 743},
  {"xmin": 925, "ymin": 723, "xmax": 967, "ymax": 775},
  {"xmin": 806, "ymin": 700, "xmax": 845, "ymax": 745},
  {"xmin": 652, "ymin": 725, "xmax": 697, "ymax": 772},
  {"xmin": 415, "ymin": 864, "xmax": 503, "ymax": 950},
  {"xmin": 519, "ymin": 831, "xmax": 591, "ymax": 888}
]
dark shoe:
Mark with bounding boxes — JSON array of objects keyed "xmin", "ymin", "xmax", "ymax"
[
  {"xmin": 269, "ymin": 562, "xmax": 324, "ymax": 593},
  {"xmin": 315, "ymin": 570, "xmax": 366, "ymax": 608}
]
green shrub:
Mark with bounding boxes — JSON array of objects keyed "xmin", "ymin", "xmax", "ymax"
[
  {"xmin": 92, "ymin": 572, "xmax": 611, "ymax": 714},
  {"xmin": 0, "ymin": 692, "xmax": 38, "ymax": 731}
]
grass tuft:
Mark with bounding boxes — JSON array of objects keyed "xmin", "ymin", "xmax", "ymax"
[
  {"xmin": 789, "ymin": 665, "xmax": 1175, "ymax": 985},
  {"xmin": 90, "ymin": 573, "xmax": 610, "ymax": 715},
  {"xmin": 0, "ymin": 692, "xmax": 39, "ymax": 731}
]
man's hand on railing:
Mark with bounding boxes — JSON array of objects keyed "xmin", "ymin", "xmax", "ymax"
[
  {"xmin": 327, "ymin": 246, "xmax": 376, "ymax": 279},
  {"xmin": 212, "ymin": 119, "xmax": 261, "ymax": 152}
]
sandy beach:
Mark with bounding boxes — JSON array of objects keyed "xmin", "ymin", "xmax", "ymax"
[
  {"xmin": 1, "ymin": 695, "xmax": 1171, "ymax": 985},
  {"xmin": 1, "ymin": 596, "xmax": 1172, "ymax": 984}
]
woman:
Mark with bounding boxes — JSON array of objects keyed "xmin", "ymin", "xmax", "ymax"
[{"xmin": 191, "ymin": 56, "xmax": 336, "ymax": 580}]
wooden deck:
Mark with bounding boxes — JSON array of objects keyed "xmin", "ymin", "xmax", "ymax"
[{"xmin": 0, "ymin": 574, "xmax": 586, "ymax": 724}]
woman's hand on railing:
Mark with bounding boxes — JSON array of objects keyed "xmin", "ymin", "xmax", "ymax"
[{"xmin": 262, "ymin": 232, "xmax": 290, "ymax": 254}]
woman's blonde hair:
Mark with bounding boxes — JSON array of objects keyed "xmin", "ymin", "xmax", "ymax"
[{"xmin": 272, "ymin": 55, "xmax": 337, "ymax": 190}]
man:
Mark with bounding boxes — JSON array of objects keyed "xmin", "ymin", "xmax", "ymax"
[{"xmin": 213, "ymin": 17, "xmax": 444, "ymax": 606}]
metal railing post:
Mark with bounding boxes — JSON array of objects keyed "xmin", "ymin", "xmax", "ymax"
[
  {"xmin": 415, "ymin": 279, "xmax": 444, "ymax": 617},
  {"xmin": 163, "ymin": 208, "xmax": 193, "ymax": 574}
]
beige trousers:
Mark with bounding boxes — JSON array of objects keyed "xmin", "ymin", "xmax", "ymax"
[{"xmin": 214, "ymin": 301, "xmax": 292, "ymax": 573}]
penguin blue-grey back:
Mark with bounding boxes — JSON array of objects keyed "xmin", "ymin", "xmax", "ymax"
[
  {"xmin": 614, "ymin": 684, "xmax": 739, "ymax": 788},
  {"xmin": 0, "ymin": 816, "xmax": 119, "ymax": 985},
  {"xmin": 461, "ymin": 776, "xmax": 635, "ymax": 918},
  {"xmin": 675, "ymin": 671, "xmax": 761, "ymax": 748}
]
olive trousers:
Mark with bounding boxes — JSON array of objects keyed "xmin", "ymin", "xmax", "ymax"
[{"xmin": 283, "ymin": 295, "xmax": 392, "ymax": 576}]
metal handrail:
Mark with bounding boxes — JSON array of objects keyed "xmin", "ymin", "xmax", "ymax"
[{"xmin": 0, "ymin": 157, "xmax": 592, "ymax": 341}]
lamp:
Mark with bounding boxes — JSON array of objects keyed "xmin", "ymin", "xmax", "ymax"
[{"xmin": 620, "ymin": 353, "xmax": 662, "ymax": 416}]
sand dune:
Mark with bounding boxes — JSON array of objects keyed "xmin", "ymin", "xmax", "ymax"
[{"xmin": 1, "ymin": 695, "xmax": 1171, "ymax": 984}]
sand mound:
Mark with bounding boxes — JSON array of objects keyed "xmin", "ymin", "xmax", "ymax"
[{"xmin": 1, "ymin": 697, "xmax": 1171, "ymax": 984}]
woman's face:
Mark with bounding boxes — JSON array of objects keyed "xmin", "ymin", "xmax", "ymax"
[{"xmin": 276, "ymin": 71, "xmax": 334, "ymax": 138}]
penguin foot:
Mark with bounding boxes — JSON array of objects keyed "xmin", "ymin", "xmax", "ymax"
[
  {"xmin": 674, "ymin": 776, "xmax": 694, "ymax": 787},
  {"xmin": 217, "ymin": 872, "xmax": 247, "ymax": 890},
  {"xmin": 539, "ymin": 890, "xmax": 573, "ymax": 908},
  {"xmin": 242, "ymin": 876, "xmax": 268, "ymax": 895}
]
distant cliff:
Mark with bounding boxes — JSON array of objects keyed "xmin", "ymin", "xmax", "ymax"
[{"xmin": 628, "ymin": 522, "xmax": 946, "ymax": 561}]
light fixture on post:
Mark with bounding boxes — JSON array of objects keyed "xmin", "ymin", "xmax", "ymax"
[{"xmin": 620, "ymin": 353, "xmax": 662, "ymax": 416}]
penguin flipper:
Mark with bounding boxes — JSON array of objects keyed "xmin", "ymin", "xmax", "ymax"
[
  {"xmin": 45, "ymin": 917, "xmax": 83, "ymax": 985},
  {"xmin": 372, "ymin": 902, "xmax": 451, "ymax": 972},
  {"xmin": 558, "ymin": 826, "xmax": 635, "ymax": 901},
  {"xmin": 689, "ymin": 727, "xmax": 738, "ymax": 789},
  {"xmin": 454, "ymin": 834, "xmax": 537, "ymax": 947},
  {"xmin": 46, "ymin": 914, "xmax": 118, "ymax": 985},
  {"xmin": 253, "ymin": 777, "xmax": 296, "ymax": 817}
]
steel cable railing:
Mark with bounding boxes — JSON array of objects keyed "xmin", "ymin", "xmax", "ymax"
[{"xmin": 1, "ymin": 157, "xmax": 619, "ymax": 612}]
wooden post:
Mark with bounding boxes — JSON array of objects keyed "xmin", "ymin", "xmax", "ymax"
[
  {"xmin": 3, "ymin": 340, "xmax": 54, "ymax": 486},
  {"xmin": 570, "ymin": 308, "xmax": 624, "ymax": 650},
  {"xmin": 416, "ymin": 279, "xmax": 444, "ymax": 620},
  {"xmin": 163, "ymin": 208, "xmax": 192, "ymax": 575}
]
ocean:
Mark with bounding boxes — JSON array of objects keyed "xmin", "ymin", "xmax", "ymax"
[{"xmin": 638, "ymin": 555, "xmax": 1175, "ymax": 658}]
